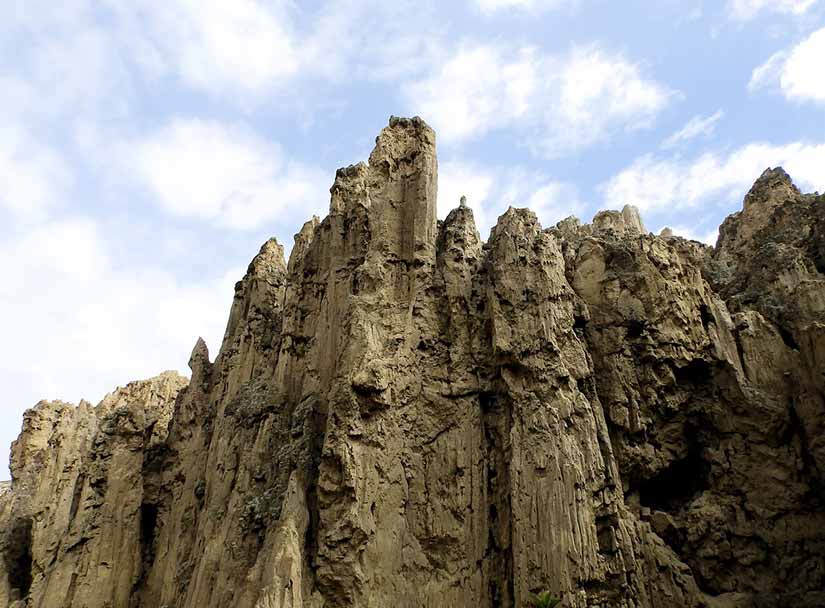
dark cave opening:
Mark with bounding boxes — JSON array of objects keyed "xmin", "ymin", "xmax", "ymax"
[
  {"xmin": 638, "ymin": 447, "xmax": 710, "ymax": 512},
  {"xmin": 776, "ymin": 324, "xmax": 800, "ymax": 352},
  {"xmin": 68, "ymin": 474, "xmax": 85, "ymax": 522},
  {"xmin": 4, "ymin": 517, "xmax": 33, "ymax": 599},
  {"xmin": 625, "ymin": 319, "xmax": 646, "ymax": 339},
  {"xmin": 596, "ymin": 513, "xmax": 620, "ymax": 555},
  {"xmin": 480, "ymin": 391, "xmax": 514, "ymax": 608},
  {"xmin": 139, "ymin": 503, "xmax": 159, "ymax": 566},
  {"xmin": 673, "ymin": 358, "xmax": 713, "ymax": 386},
  {"xmin": 304, "ymin": 405, "xmax": 328, "ymax": 577},
  {"xmin": 699, "ymin": 304, "xmax": 715, "ymax": 330}
]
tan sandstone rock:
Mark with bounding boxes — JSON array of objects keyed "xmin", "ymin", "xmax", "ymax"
[{"xmin": 1, "ymin": 119, "xmax": 823, "ymax": 608}]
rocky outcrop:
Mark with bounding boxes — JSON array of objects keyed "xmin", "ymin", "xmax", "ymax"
[
  {"xmin": 706, "ymin": 168, "xmax": 825, "ymax": 492},
  {"xmin": 1, "ymin": 118, "xmax": 823, "ymax": 608},
  {"xmin": 556, "ymin": 177, "xmax": 825, "ymax": 606},
  {"xmin": 0, "ymin": 371, "xmax": 187, "ymax": 608}
]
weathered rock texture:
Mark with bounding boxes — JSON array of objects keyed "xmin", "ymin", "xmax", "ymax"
[
  {"xmin": 0, "ymin": 371, "xmax": 188, "ymax": 608},
  {"xmin": 2, "ymin": 119, "xmax": 823, "ymax": 608}
]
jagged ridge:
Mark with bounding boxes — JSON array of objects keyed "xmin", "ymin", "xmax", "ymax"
[{"xmin": 1, "ymin": 118, "xmax": 824, "ymax": 608}]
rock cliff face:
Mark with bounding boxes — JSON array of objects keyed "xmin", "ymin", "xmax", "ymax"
[
  {"xmin": 0, "ymin": 372, "xmax": 188, "ymax": 608},
  {"xmin": 2, "ymin": 118, "xmax": 823, "ymax": 608}
]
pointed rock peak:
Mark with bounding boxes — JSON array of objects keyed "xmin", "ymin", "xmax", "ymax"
[
  {"xmin": 298, "ymin": 215, "xmax": 320, "ymax": 236},
  {"xmin": 621, "ymin": 204, "xmax": 646, "ymax": 235},
  {"xmin": 249, "ymin": 237, "xmax": 287, "ymax": 276},
  {"xmin": 288, "ymin": 216, "xmax": 320, "ymax": 273},
  {"xmin": 557, "ymin": 215, "xmax": 581, "ymax": 228},
  {"xmin": 550, "ymin": 215, "xmax": 583, "ymax": 239},
  {"xmin": 258, "ymin": 237, "xmax": 285, "ymax": 259},
  {"xmin": 445, "ymin": 198, "xmax": 477, "ymax": 224},
  {"xmin": 743, "ymin": 166, "xmax": 801, "ymax": 211},
  {"xmin": 330, "ymin": 163, "xmax": 370, "ymax": 214},
  {"xmin": 714, "ymin": 167, "xmax": 803, "ymax": 255},
  {"xmin": 489, "ymin": 207, "xmax": 541, "ymax": 242},
  {"xmin": 350, "ymin": 116, "xmax": 438, "ymax": 263},
  {"xmin": 156, "ymin": 370, "xmax": 188, "ymax": 385},
  {"xmin": 757, "ymin": 166, "xmax": 794, "ymax": 187},
  {"xmin": 188, "ymin": 337, "xmax": 213, "ymax": 386},
  {"xmin": 440, "ymin": 201, "xmax": 481, "ymax": 256},
  {"xmin": 369, "ymin": 116, "xmax": 436, "ymax": 170},
  {"xmin": 591, "ymin": 205, "xmax": 646, "ymax": 237},
  {"xmin": 333, "ymin": 163, "xmax": 369, "ymax": 188},
  {"xmin": 189, "ymin": 337, "xmax": 211, "ymax": 370},
  {"xmin": 444, "ymin": 206, "xmax": 473, "ymax": 224}
]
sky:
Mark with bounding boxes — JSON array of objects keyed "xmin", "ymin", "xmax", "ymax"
[{"xmin": 2, "ymin": 0, "xmax": 825, "ymax": 478}]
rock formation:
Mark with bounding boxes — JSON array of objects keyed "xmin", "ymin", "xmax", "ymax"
[
  {"xmin": 0, "ymin": 371, "xmax": 188, "ymax": 608},
  {"xmin": 1, "ymin": 118, "xmax": 823, "ymax": 608}
]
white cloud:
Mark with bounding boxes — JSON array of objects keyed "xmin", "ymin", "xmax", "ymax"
[
  {"xmin": 473, "ymin": 0, "xmax": 571, "ymax": 14},
  {"xmin": 661, "ymin": 110, "xmax": 725, "ymax": 149},
  {"xmin": 438, "ymin": 161, "xmax": 495, "ymax": 220},
  {"xmin": 728, "ymin": 0, "xmax": 818, "ymax": 20},
  {"xmin": 0, "ymin": 76, "xmax": 37, "ymax": 123},
  {"xmin": 3, "ymin": 0, "xmax": 443, "ymax": 113},
  {"xmin": 602, "ymin": 141, "xmax": 825, "ymax": 213},
  {"xmin": 657, "ymin": 224, "xmax": 719, "ymax": 246},
  {"xmin": 130, "ymin": 119, "xmax": 329, "ymax": 230},
  {"xmin": 155, "ymin": 0, "xmax": 445, "ymax": 93},
  {"xmin": 0, "ymin": 3, "xmax": 134, "ymax": 125},
  {"xmin": 405, "ymin": 43, "xmax": 673, "ymax": 157},
  {"xmin": 749, "ymin": 28, "xmax": 825, "ymax": 104},
  {"xmin": 107, "ymin": 0, "xmax": 298, "ymax": 95},
  {"xmin": 439, "ymin": 160, "xmax": 586, "ymax": 237},
  {"xmin": 526, "ymin": 182, "xmax": 585, "ymax": 225},
  {"xmin": 749, "ymin": 51, "xmax": 788, "ymax": 91},
  {"xmin": 0, "ymin": 218, "xmax": 106, "ymax": 283},
  {"xmin": 116, "ymin": 0, "xmax": 452, "ymax": 105},
  {"xmin": 0, "ymin": 216, "xmax": 242, "ymax": 478},
  {"xmin": 404, "ymin": 45, "xmax": 538, "ymax": 143},
  {"xmin": 0, "ymin": 125, "xmax": 73, "ymax": 224},
  {"xmin": 298, "ymin": 1, "xmax": 447, "ymax": 84},
  {"xmin": 550, "ymin": 46, "xmax": 672, "ymax": 154},
  {"xmin": 780, "ymin": 28, "xmax": 825, "ymax": 102}
]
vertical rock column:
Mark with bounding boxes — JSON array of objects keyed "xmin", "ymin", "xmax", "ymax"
[
  {"xmin": 311, "ymin": 116, "xmax": 441, "ymax": 605},
  {"xmin": 483, "ymin": 208, "xmax": 626, "ymax": 607}
]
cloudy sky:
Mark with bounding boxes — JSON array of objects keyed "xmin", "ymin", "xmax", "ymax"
[{"xmin": 2, "ymin": 0, "xmax": 824, "ymax": 477}]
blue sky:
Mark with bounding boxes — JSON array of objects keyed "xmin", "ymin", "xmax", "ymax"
[{"xmin": 2, "ymin": 0, "xmax": 824, "ymax": 478}]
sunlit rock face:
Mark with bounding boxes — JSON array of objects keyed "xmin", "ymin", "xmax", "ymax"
[{"xmin": 2, "ymin": 118, "xmax": 824, "ymax": 608}]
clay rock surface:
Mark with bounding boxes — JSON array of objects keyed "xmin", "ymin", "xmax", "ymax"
[
  {"xmin": 0, "ymin": 371, "xmax": 188, "ymax": 608},
  {"xmin": 1, "ymin": 118, "xmax": 824, "ymax": 608}
]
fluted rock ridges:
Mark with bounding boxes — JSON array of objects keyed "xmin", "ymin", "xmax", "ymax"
[{"xmin": 1, "ymin": 118, "xmax": 824, "ymax": 608}]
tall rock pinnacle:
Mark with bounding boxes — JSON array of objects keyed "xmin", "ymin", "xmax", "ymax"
[{"xmin": 331, "ymin": 116, "xmax": 437, "ymax": 266}]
